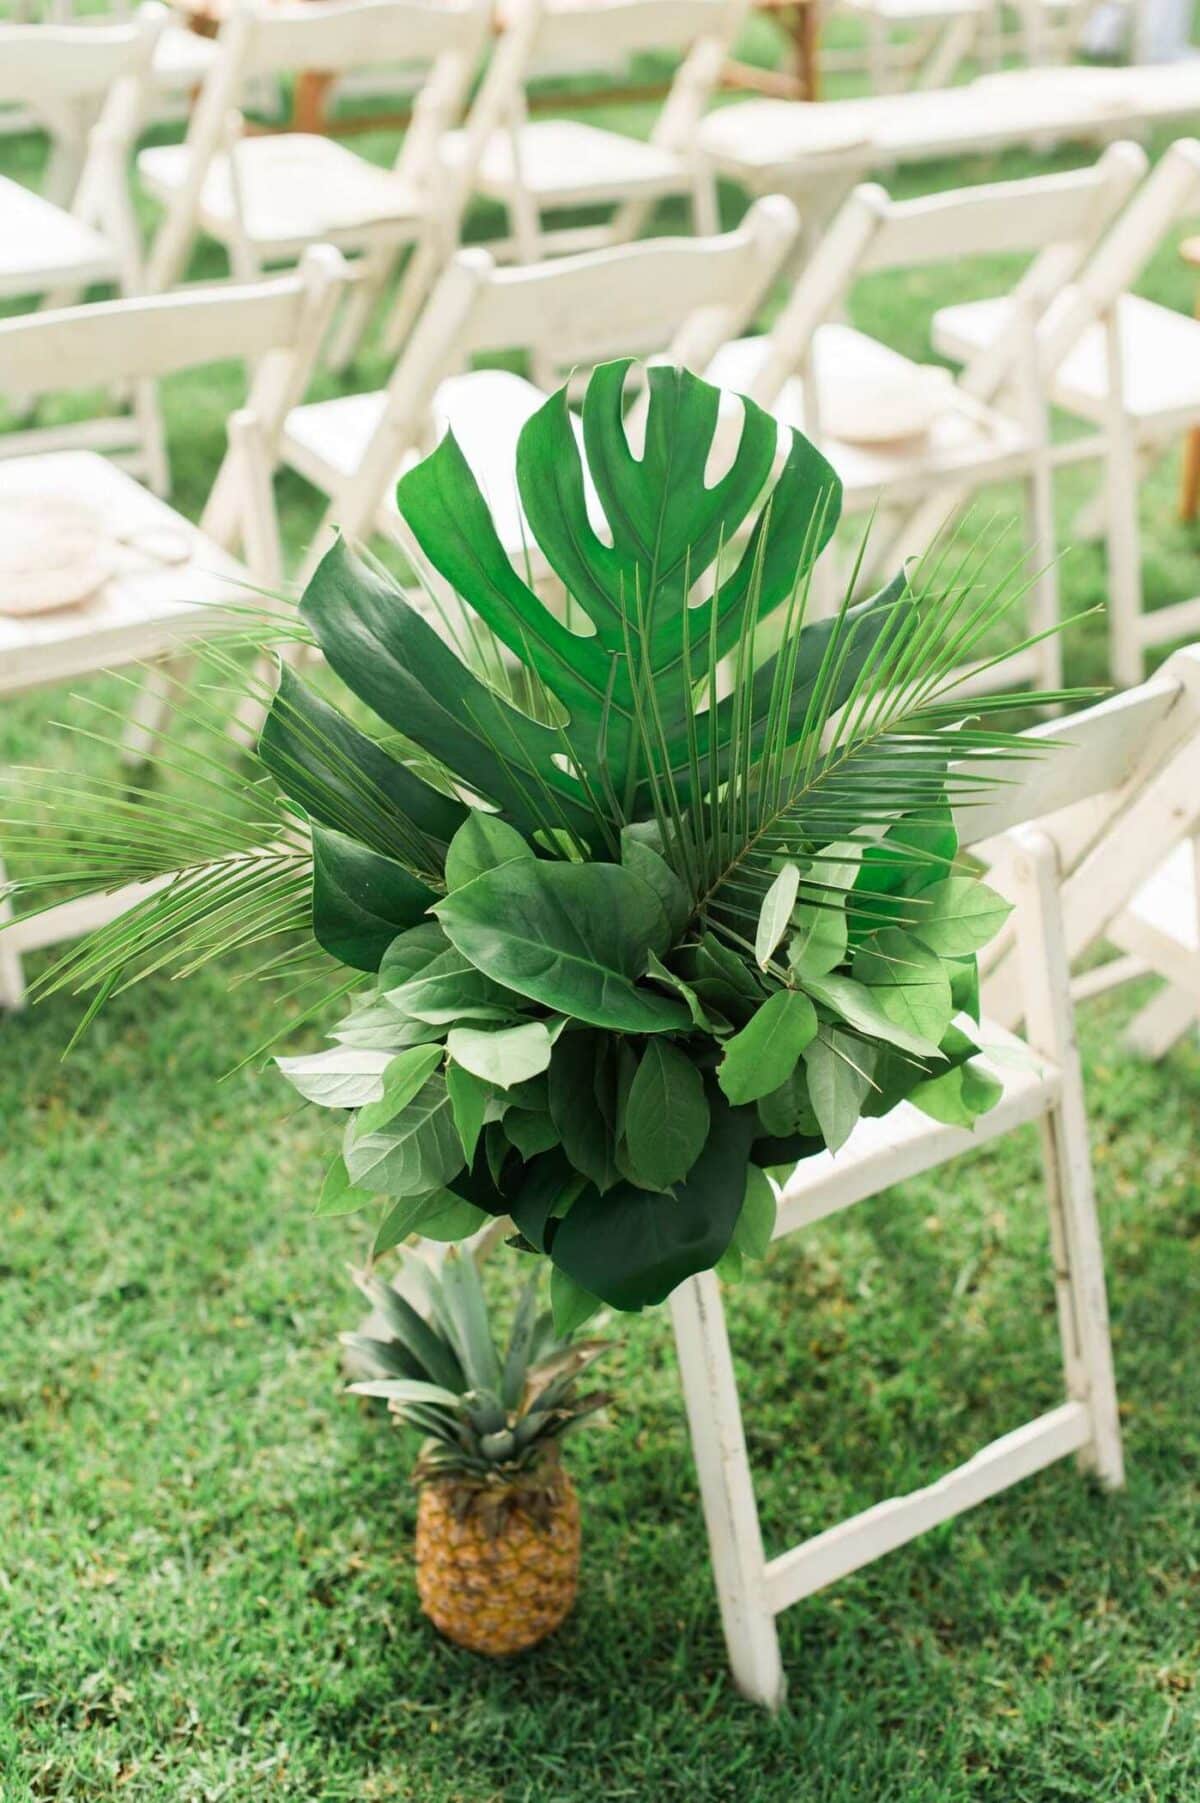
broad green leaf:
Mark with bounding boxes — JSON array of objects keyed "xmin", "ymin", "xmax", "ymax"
[
  {"xmin": 355, "ymin": 1044, "xmax": 444, "ymax": 1136},
  {"xmin": 373, "ymin": 1187, "xmax": 485, "ymax": 1254},
  {"xmin": 733, "ymin": 1165, "xmax": 777, "ymax": 1261},
  {"xmin": 645, "ymin": 951, "xmax": 726, "ymax": 1033},
  {"xmin": 788, "ymin": 899, "xmax": 848, "ymax": 978},
  {"xmin": 410, "ymin": 1193, "xmax": 490, "ymax": 1244},
  {"xmin": 445, "ymin": 1061, "xmax": 493, "ymax": 1166},
  {"xmin": 623, "ymin": 1040, "xmax": 710, "ymax": 1191},
  {"xmin": 311, "ymin": 825, "xmax": 436, "ymax": 972},
  {"xmin": 801, "ymin": 969, "xmax": 942, "ymax": 1059},
  {"xmin": 330, "ymin": 994, "xmax": 439, "ymax": 1051},
  {"xmin": 444, "ymin": 810, "xmax": 534, "ymax": 891},
  {"xmin": 620, "ymin": 828, "xmax": 689, "ymax": 947},
  {"xmin": 276, "ymin": 1046, "xmax": 390, "ymax": 1109},
  {"xmin": 949, "ymin": 955, "xmax": 981, "ymax": 1022},
  {"xmin": 548, "ymin": 1083, "xmax": 758, "ymax": 1309},
  {"xmin": 851, "ymin": 929, "xmax": 954, "ymax": 1049},
  {"xmin": 314, "ymin": 1154, "xmax": 374, "ymax": 1217},
  {"xmin": 447, "ymin": 1020, "xmax": 553, "ymax": 1090},
  {"xmin": 504, "ymin": 1108, "xmax": 560, "ymax": 1160},
  {"xmin": 345, "ymin": 1075, "xmax": 464, "ymax": 1195},
  {"xmin": 755, "ymin": 1064, "xmax": 819, "ymax": 1139},
  {"xmin": 436, "ymin": 860, "xmax": 689, "ymax": 1034},
  {"xmin": 905, "ymin": 876, "xmax": 1012, "ymax": 957},
  {"xmin": 718, "ymin": 989, "xmax": 819, "ymax": 1105},
  {"xmin": 385, "ymin": 947, "xmax": 518, "ymax": 1027},
  {"xmin": 550, "ymin": 1267, "xmax": 603, "ymax": 1337},
  {"xmin": 908, "ymin": 1060, "xmax": 1003, "ymax": 1127},
  {"xmin": 259, "ymin": 662, "xmax": 464, "ymax": 855},
  {"xmin": 803, "ymin": 1027, "xmax": 877, "ymax": 1152},
  {"xmin": 548, "ymin": 1030, "xmax": 619, "ymax": 1193},
  {"xmin": 756, "ymin": 863, "xmax": 800, "ymax": 969},
  {"xmin": 378, "ymin": 921, "xmax": 447, "ymax": 987},
  {"xmin": 348, "ymin": 1376, "xmax": 461, "ymax": 1409}
]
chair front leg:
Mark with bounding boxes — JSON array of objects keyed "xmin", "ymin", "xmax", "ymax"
[{"xmin": 670, "ymin": 1271, "xmax": 786, "ymax": 1709}]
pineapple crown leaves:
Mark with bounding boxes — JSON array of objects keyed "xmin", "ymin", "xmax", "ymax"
[
  {"xmin": 346, "ymin": 1250, "xmax": 612, "ymax": 1481},
  {"xmin": 7, "ymin": 361, "xmax": 1087, "ymax": 1310}
]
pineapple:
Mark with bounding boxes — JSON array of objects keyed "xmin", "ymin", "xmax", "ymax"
[{"xmin": 344, "ymin": 1247, "xmax": 610, "ymax": 1657}]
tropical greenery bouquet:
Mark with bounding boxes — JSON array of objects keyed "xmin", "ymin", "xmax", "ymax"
[{"xmin": 8, "ymin": 362, "xmax": 1052, "ymax": 1329}]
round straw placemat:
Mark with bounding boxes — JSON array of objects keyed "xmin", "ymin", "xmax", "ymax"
[{"xmin": 0, "ymin": 492, "xmax": 113, "ymax": 618}]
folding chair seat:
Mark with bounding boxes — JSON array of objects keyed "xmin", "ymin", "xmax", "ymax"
[
  {"xmin": 432, "ymin": 0, "xmax": 747, "ymax": 276},
  {"xmin": 673, "ymin": 644, "xmax": 1200, "ymax": 1708},
  {"xmin": 275, "ymin": 195, "xmax": 799, "ymax": 583},
  {"xmin": 931, "ymin": 139, "xmax": 1200, "ymax": 684},
  {"xmin": 709, "ymin": 321, "xmax": 1033, "ymax": 504},
  {"xmin": 141, "ymin": 0, "xmax": 492, "ymax": 310},
  {"xmin": 707, "ymin": 146, "xmax": 1146, "ymax": 692}
]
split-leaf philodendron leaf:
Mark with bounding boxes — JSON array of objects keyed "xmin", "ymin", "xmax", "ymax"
[{"xmin": 28, "ymin": 360, "xmax": 1062, "ymax": 1312}]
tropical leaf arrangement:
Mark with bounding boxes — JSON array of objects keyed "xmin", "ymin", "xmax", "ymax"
[{"xmin": 6, "ymin": 360, "xmax": 1067, "ymax": 1327}]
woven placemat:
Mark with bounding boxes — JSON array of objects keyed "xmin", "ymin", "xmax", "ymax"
[{"xmin": 0, "ymin": 493, "xmax": 113, "ymax": 618}]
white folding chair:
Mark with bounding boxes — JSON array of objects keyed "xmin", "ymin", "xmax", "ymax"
[
  {"xmin": 140, "ymin": 0, "xmax": 492, "ymax": 315},
  {"xmin": 0, "ymin": 6, "xmax": 161, "ymax": 292},
  {"xmin": 433, "ymin": 0, "xmax": 747, "ymax": 271},
  {"xmin": 833, "ymin": 0, "xmax": 996, "ymax": 93},
  {"xmin": 706, "ymin": 145, "xmax": 1146, "ymax": 692},
  {"xmin": 674, "ymin": 644, "xmax": 1200, "ymax": 1707},
  {"xmin": 277, "ymin": 194, "xmax": 799, "ymax": 582},
  {"xmin": 933, "ymin": 139, "xmax": 1200, "ymax": 686},
  {"xmin": 0, "ymin": 246, "xmax": 349, "ymax": 1008},
  {"xmin": 980, "ymin": 647, "xmax": 1200, "ymax": 1061}
]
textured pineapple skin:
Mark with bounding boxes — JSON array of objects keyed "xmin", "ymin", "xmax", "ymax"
[{"xmin": 415, "ymin": 1470, "xmax": 581, "ymax": 1657}]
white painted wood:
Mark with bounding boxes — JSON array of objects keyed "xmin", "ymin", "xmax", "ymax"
[
  {"xmin": 773, "ymin": 1023, "xmax": 1058, "ymax": 1238},
  {"xmin": 430, "ymin": 0, "xmax": 747, "ymax": 275},
  {"xmin": 0, "ymin": 254, "xmax": 347, "ymax": 1000},
  {"xmin": 697, "ymin": 64, "xmax": 1200, "ymax": 196},
  {"xmin": 670, "ymin": 1272, "xmax": 786, "ymax": 1708},
  {"xmin": 1126, "ymin": 978, "xmax": 1198, "ymax": 1059},
  {"xmin": 764, "ymin": 1404, "xmax": 1091, "ymax": 1611},
  {"xmin": 933, "ymin": 141, "xmax": 1200, "ymax": 683},
  {"xmin": 705, "ymin": 148, "xmax": 1139, "ymax": 691},
  {"xmin": 673, "ymin": 668, "xmax": 1200, "ymax": 1701},
  {"xmin": 1009, "ymin": 827, "xmax": 1124, "ymax": 1485},
  {"xmin": 142, "ymin": 0, "xmax": 492, "ymax": 329}
]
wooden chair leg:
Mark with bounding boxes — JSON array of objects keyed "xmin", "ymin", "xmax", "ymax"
[
  {"xmin": 1012, "ymin": 829, "xmax": 1125, "ymax": 1490},
  {"xmin": 670, "ymin": 1271, "xmax": 786, "ymax": 1709},
  {"xmin": 0, "ymin": 856, "xmax": 27, "ymax": 1011}
]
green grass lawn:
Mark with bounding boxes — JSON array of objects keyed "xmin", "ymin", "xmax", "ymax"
[{"xmin": 3, "ymin": 43, "xmax": 1200, "ymax": 1801}]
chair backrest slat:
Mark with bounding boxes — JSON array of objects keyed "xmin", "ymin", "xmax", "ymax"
[
  {"xmin": 0, "ymin": 249, "xmax": 346, "ymax": 394},
  {"xmin": 459, "ymin": 208, "xmax": 794, "ymax": 362},
  {"xmin": 748, "ymin": 144, "xmax": 1146, "ymax": 414},
  {"xmin": 857, "ymin": 154, "xmax": 1146, "ymax": 274},
  {"xmin": 950, "ymin": 666, "xmax": 1191, "ymax": 849},
  {"xmin": 233, "ymin": 0, "xmax": 486, "ymax": 76},
  {"xmin": 0, "ymin": 12, "xmax": 160, "ymax": 105},
  {"xmin": 523, "ymin": 0, "xmax": 738, "ymax": 66},
  {"xmin": 1040, "ymin": 137, "xmax": 1200, "ymax": 378}
]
